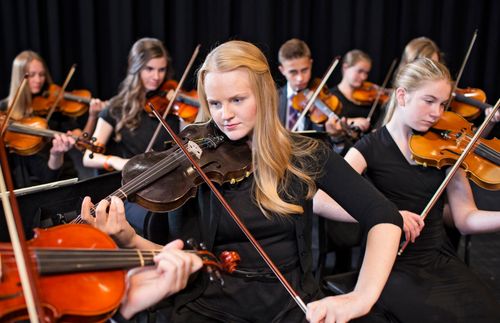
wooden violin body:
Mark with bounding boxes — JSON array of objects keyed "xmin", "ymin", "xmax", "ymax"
[
  {"xmin": 0, "ymin": 224, "xmax": 125, "ymax": 323},
  {"xmin": 0, "ymin": 224, "xmax": 240, "ymax": 322},
  {"xmin": 449, "ymin": 87, "xmax": 487, "ymax": 120},
  {"xmin": 2, "ymin": 116, "xmax": 48, "ymax": 156},
  {"xmin": 291, "ymin": 78, "xmax": 342, "ymax": 125},
  {"xmin": 32, "ymin": 84, "xmax": 91, "ymax": 117},
  {"xmin": 1, "ymin": 114, "xmax": 105, "ymax": 156},
  {"xmin": 352, "ymin": 81, "xmax": 390, "ymax": 105},
  {"xmin": 144, "ymin": 80, "xmax": 199, "ymax": 123},
  {"xmin": 410, "ymin": 111, "xmax": 499, "ymax": 190},
  {"xmin": 121, "ymin": 121, "xmax": 252, "ymax": 212}
]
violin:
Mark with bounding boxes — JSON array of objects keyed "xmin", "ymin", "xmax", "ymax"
[
  {"xmin": 409, "ymin": 111, "xmax": 499, "ymax": 190},
  {"xmin": 144, "ymin": 80, "xmax": 200, "ymax": 123},
  {"xmin": 352, "ymin": 81, "xmax": 391, "ymax": 105},
  {"xmin": 449, "ymin": 87, "xmax": 488, "ymax": 120},
  {"xmin": 32, "ymin": 84, "xmax": 91, "ymax": 117},
  {"xmin": 0, "ymin": 224, "xmax": 240, "ymax": 322},
  {"xmin": 291, "ymin": 78, "xmax": 342, "ymax": 124},
  {"xmin": 71, "ymin": 121, "xmax": 252, "ymax": 224},
  {"xmin": 0, "ymin": 114, "xmax": 105, "ymax": 156}
]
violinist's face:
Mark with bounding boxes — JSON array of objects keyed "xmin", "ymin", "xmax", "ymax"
[
  {"xmin": 27, "ymin": 59, "xmax": 46, "ymax": 95},
  {"xmin": 205, "ymin": 69, "xmax": 257, "ymax": 141},
  {"xmin": 279, "ymin": 57, "xmax": 313, "ymax": 92},
  {"xmin": 140, "ymin": 57, "xmax": 167, "ymax": 91},
  {"xmin": 397, "ymin": 79, "xmax": 451, "ymax": 132},
  {"xmin": 343, "ymin": 60, "xmax": 371, "ymax": 89}
]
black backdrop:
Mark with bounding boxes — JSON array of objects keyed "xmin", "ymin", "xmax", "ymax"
[{"xmin": 1, "ymin": 0, "xmax": 499, "ymax": 104}]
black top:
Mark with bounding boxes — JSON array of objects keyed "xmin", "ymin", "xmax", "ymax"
[
  {"xmin": 355, "ymin": 127, "xmax": 500, "ymax": 322},
  {"xmin": 99, "ymin": 105, "xmax": 180, "ymax": 158},
  {"xmin": 331, "ymin": 86, "xmax": 382, "ymax": 129},
  {"xmin": 168, "ymin": 135, "xmax": 402, "ymax": 322}
]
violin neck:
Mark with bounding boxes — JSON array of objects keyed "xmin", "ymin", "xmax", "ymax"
[
  {"xmin": 63, "ymin": 92, "xmax": 91, "ymax": 105},
  {"xmin": 177, "ymin": 94, "xmax": 200, "ymax": 107},
  {"xmin": 303, "ymin": 90, "xmax": 338, "ymax": 119},
  {"xmin": 35, "ymin": 248, "xmax": 160, "ymax": 275},
  {"xmin": 8, "ymin": 122, "xmax": 74, "ymax": 140},
  {"xmin": 453, "ymin": 93, "xmax": 491, "ymax": 111}
]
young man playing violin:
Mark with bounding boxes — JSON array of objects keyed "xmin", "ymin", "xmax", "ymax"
[{"xmin": 277, "ymin": 38, "xmax": 342, "ymax": 136}]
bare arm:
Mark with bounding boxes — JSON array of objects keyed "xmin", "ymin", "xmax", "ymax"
[
  {"xmin": 306, "ymin": 223, "xmax": 401, "ymax": 322},
  {"xmin": 82, "ymin": 118, "xmax": 129, "ymax": 171},
  {"xmin": 48, "ymin": 133, "xmax": 76, "ymax": 170},
  {"xmin": 313, "ymin": 189, "xmax": 357, "ymax": 223},
  {"xmin": 447, "ymin": 168, "xmax": 500, "ymax": 234},
  {"xmin": 82, "ymin": 98, "xmax": 106, "ymax": 135}
]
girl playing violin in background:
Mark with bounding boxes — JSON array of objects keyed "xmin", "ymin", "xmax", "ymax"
[
  {"xmin": 83, "ymin": 37, "xmax": 180, "ymax": 172},
  {"xmin": 331, "ymin": 50, "xmax": 374, "ymax": 136},
  {"xmin": 318, "ymin": 58, "xmax": 500, "ymax": 322},
  {"xmin": 82, "ymin": 37, "xmax": 181, "ymax": 233},
  {"xmin": 82, "ymin": 40, "xmax": 403, "ymax": 323},
  {"xmin": 384, "ymin": 36, "xmax": 499, "ymax": 126},
  {"xmin": 0, "ymin": 50, "xmax": 76, "ymax": 188},
  {"xmin": 381, "ymin": 37, "xmax": 442, "ymax": 126}
]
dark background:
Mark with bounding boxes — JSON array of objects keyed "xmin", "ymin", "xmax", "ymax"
[{"xmin": 1, "ymin": 0, "xmax": 499, "ymax": 104}]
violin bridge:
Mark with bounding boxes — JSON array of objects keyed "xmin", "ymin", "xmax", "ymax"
[{"xmin": 186, "ymin": 141, "xmax": 202, "ymax": 159}]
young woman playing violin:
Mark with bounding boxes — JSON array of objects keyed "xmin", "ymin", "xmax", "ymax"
[
  {"xmin": 331, "ymin": 50, "xmax": 374, "ymax": 135},
  {"xmin": 83, "ymin": 37, "xmax": 179, "ymax": 172},
  {"xmin": 0, "ymin": 50, "xmax": 76, "ymax": 188},
  {"xmin": 82, "ymin": 37, "xmax": 181, "ymax": 234},
  {"xmin": 82, "ymin": 40, "xmax": 403, "ymax": 323},
  {"xmin": 318, "ymin": 58, "xmax": 500, "ymax": 322}
]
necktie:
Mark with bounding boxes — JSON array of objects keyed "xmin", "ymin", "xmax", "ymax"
[{"xmin": 287, "ymin": 98, "xmax": 299, "ymax": 130}]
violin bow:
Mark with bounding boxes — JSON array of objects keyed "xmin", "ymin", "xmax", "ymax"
[
  {"xmin": 149, "ymin": 103, "xmax": 308, "ymax": 314},
  {"xmin": 366, "ymin": 58, "xmax": 397, "ymax": 120},
  {"xmin": 291, "ymin": 56, "xmax": 340, "ymax": 132},
  {"xmin": 0, "ymin": 74, "xmax": 29, "ymax": 136},
  {"xmin": 444, "ymin": 29, "xmax": 478, "ymax": 112},
  {"xmin": 0, "ymin": 135, "xmax": 45, "ymax": 321},
  {"xmin": 46, "ymin": 64, "xmax": 77, "ymax": 122},
  {"xmin": 145, "ymin": 44, "xmax": 201, "ymax": 153},
  {"xmin": 398, "ymin": 98, "xmax": 499, "ymax": 255}
]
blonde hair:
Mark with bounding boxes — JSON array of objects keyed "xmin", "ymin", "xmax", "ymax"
[
  {"xmin": 108, "ymin": 38, "xmax": 170, "ymax": 141},
  {"xmin": 383, "ymin": 57, "xmax": 451, "ymax": 124},
  {"xmin": 342, "ymin": 49, "xmax": 371, "ymax": 69},
  {"xmin": 7, "ymin": 50, "xmax": 53, "ymax": 119},
  {"xmin": 400, "ymin": 37, "xmax": 441, "ymax": 66},
  {"xmin": 197, "ymin": 40, "xmax": 321, "ymax": 217},
  {"xmin": 278, "ymin": 38, "xmax": 311, "ymax": 64}
]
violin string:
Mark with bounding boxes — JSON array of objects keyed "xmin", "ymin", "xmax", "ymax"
[
  {"xmin": 462, "ymin": 134, "xmax": 500, "ymax": 161},
  {"xmin": 72, "ymin": 138, "xmax": 216, "ymax": 223},
  {"xmin": 2, "ymin": 248, "xmax": 222, "ymax": 270},
  {"xmin": 444, "ymin": 130, "xmax": 499, "ymax": 162}
]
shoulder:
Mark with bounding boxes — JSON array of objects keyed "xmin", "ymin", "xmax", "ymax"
[
  {"xmin": 277, "ymin": 85, "xmax": 287, "ymax": 96},
  {"xmin": 290, "ymin": 133, "xmax": 331, "ymax": 170},
  {"xmin": 354, "ymin": 127, "xmax": 387, "ymax": 153}
]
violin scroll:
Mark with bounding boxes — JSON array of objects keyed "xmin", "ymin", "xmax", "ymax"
[{"xmin": 186, "ymin": 239, "xmax": 241, "ymax": 285}]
